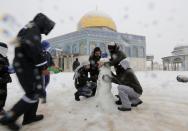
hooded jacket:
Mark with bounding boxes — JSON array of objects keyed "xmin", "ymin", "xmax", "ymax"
[
  {"xmin": 108, "ymin": 48, "xmax": 143, "ymax": 94},
  {"xmin": 112, "ymin": 66, "xmax": 143, "ymax": 95},
  {"xmin": 13, "ymin": 13, "xmax": 55, "ymax": 93},
  {"xmin": 74, "ymin": 65, "xmax": 90, "ymax": 89}
]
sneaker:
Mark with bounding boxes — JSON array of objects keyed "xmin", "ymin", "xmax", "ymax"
[
  {"xmin": 22, "ymin": 114, "xmax": 44, "ymax": 125},
  {"xmin": 131, "ymin": 101, "xmax": 143, "ymax": 107},
  {"xmin": 118, "ymin": 107, "xmax": 131, "ymax": 111}
]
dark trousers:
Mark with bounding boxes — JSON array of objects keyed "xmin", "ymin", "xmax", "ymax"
[
  {"xmin": 75, "ymin": 82, "xmax": 97, "ymax": 97},
  {"xmin": 0, "ymin": 84, "xmax": 7, "ymax": 110},
  {"xmin": 10, "ymin": 69, "xmax": 42, "ymax": 122}
]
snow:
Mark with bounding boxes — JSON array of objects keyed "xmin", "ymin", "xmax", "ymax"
[{"xmin": 1, "ymin": 71, "xmax": 188, "ymax": 131}]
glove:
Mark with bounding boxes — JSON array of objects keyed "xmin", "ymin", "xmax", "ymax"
[{"xmin": 102, "ymin": 75, "xmax": 112, "ymax": 82}]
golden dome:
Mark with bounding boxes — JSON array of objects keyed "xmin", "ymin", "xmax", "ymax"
[{"xmin": 78, "ymin": 10, "xmax": 117, "ymax": 31}]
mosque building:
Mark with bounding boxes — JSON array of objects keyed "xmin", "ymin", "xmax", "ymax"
[
  {"xmin": 48, "ymin": 10, "xmax": 146, "ymax": 71},
  {"xmin": 162, "ymin": 45, "xmax": 188, "ymax": 71}
]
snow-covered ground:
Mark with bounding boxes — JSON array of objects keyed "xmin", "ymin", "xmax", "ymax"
[{"xmin": 1, "ymin": 71, "xmax": 188, "ymax": 131}]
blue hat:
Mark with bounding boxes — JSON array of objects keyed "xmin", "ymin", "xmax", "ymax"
[{"xmin": 41, "ymin": 40, "xmax": 50, "ymax": 50}]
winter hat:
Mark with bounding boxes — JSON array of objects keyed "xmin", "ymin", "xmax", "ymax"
[
  {"xmin": 33, "ymin": 13, "xmax": 55, "ymax": 35},
  {"xmin": 119, "ymin": 58, "xmax": 130, "ymax": 70},
  {"xmin": 108, "ymin": 42, "xmax": 119, "ymax": 51},
  {"xmin": 0, "ymin": 42, "xmax": 8, "ymax": 57},
  {"xmin": 41, "ymin": 40, "xmax": 51, "ymax": 51}
]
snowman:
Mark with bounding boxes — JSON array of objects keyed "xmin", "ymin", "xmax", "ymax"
[{"xmin": 94, "ymin": 59, "xmax": 117, "ymax": 112}]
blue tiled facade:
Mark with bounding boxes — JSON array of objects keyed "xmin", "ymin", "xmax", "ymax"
[{"xmin": 48, "ymin": 28, "xmax": 146, "ymax": 59}]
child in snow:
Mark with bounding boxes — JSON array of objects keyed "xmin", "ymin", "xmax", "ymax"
[
  {"xmin": 102, "ymin": 42, "xmax": 143, "ymax": 111},
  {"xmin": 74, "ymin": 61, "xmax": 97, "ymax": 101},
  {"xmin": 0, "ymin": 42, "xmax": 12, "ymax": 115},
  {"xmin": 41, "ymin": 40, "xmax": 55, "ymax": 103},
  {"xmin": 0, "ymin": 13, "xmax": 55, "ymax": 131}
]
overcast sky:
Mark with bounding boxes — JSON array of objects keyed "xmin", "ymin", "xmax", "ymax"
[{"xmin": 0, "ymin": 0, "xmax": 188, "ymax": 62}]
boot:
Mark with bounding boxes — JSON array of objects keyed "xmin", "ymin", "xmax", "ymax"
[
  {"xmin": 22, "ymin": 101, "xmax": 40, "ymax": 125},
  {"xmin": 74, "ymin": 92, "xmax": 80, "ymax": 101},
  {"xmin": 0, "ymin": 112, "xmax": 20, "ymax": 131},
  {"xmin": 22, "ymin": 114, "xmax": 44, "ymax": 125}
]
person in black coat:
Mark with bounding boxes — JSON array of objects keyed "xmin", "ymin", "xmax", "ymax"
[
  {"xmin": 89, "ymin": 47, "xmax": 101, "ymax": 96},
  {"xmin": 72, "ymin": 58, "xmax": 80, "ymax": 71},
  {"xmin": 102, "ymin": 42, "xmax": 143, "ymax": 111},
  {"xmin": 0, "ymin": 42, "xmax": 12, "ymax": 115},
  {"xmin": 74, "ymin": 61, "xmax": 96, "ymax": 101},
  {"xmin": 0, "ymin": 13, "xmax": 55, "ymax": 130}
]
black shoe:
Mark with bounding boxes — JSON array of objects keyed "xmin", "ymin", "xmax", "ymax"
[
  {"xmin": 0, "ymin": 116, "xmax": 20, "ymax": 131},
  {"xmin": 118, "ymin": 107, "xmax": 131, "ymax": 111},
  {"xmin": 74, "ymin": 93, "xmax": 80, "ymax": 101},
  {"xmin": 75, "ymin": 95, "xmax": 80, "ymax": 101},
  {"xmin": 115, "ymin": 100, "xmax": 122, "ymax": 105},
  {"xmin": 74, "ymin": 92, "xmax": 80, "ymax": 101},
  {"xmin": 22, "ymin": 114, "xmax": 44, "ymax": 125},
  {"xmin": 131, "ymin": 101, "xmax": 143, "ymax": 107}
]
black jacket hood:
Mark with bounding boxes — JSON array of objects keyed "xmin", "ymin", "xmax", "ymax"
[{"xmin": 33, "ymin": 13, "xmax": 55, "ymax": 35}]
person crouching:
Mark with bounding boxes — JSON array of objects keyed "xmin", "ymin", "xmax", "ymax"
[
  {"xmin": 102, "ymin": 42, "xmax": 143, "ymax": 111},
  {"xmin": 73, "ymin": 61, "xmax": 96, "ymax": 101}
]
